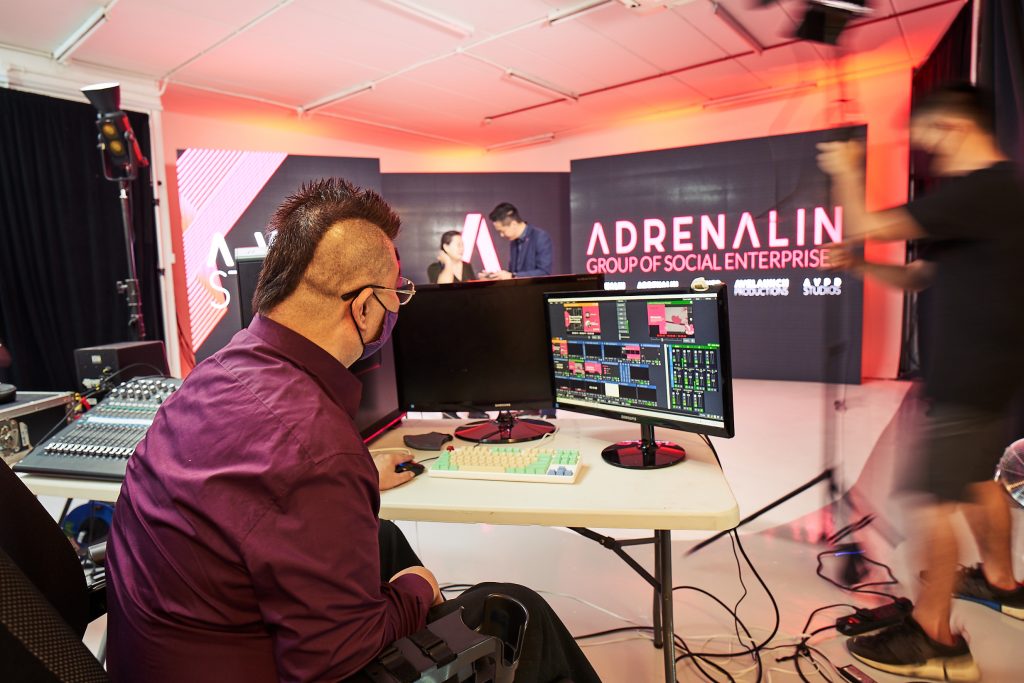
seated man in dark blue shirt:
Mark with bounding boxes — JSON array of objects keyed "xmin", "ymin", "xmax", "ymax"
[
  {"xmin": 479, "ymin": 202, "xmax": 553, "ymax": 280},
  {"xmin": 107, "ymin": 178, "xmax": 600, "ymax": 683}
]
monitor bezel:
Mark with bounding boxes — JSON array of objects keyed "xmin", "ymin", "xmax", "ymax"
[
  {"xmin": 393, "ymin": 273, "xmax": 605, "ymax": 412},
  {"xmin": 543, "ymin": 286, "xmax": 735, "ymax": 439}
]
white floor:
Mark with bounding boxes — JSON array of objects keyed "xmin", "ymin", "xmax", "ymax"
[{"xmin": 73, "ymin": 378, "xmax": 1024, "ymax": 682}]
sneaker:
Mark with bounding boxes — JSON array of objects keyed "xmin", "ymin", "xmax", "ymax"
[
  {"xmin": 846, "ymin": 618, "xmax": 980, "ymax": 682},
  {"xmin": 923, "ymin": 564, "xmax": 1024, "ymax": 620}
]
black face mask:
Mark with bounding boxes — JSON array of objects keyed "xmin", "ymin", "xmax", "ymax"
[{"xmin": 912, "ymin": 147, "xmax": 939, "ymax": 182}]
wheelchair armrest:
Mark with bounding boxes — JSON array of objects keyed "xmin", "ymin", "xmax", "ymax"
[
  {"xmin": 87, "ymin": 541, "xmax": 106, "ymax": 564},
  {"xmin": 362, "ymin": 594, "xmax": 528, "ymax": 683}
]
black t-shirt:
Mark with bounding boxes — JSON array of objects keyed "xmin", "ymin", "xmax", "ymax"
[
  {"xmin": 906, "ymin": 161, "xmax": 1024, "ymax": 410},
  {"xmin": 426, "ymin": 261, "xmax": 475, "ymax": 284}
]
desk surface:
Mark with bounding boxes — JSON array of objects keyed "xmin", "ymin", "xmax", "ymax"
[
  {"xmin": 17, "ymin": 416, "xmax": 740, "ymax": 532},
  {"xmin": 378, "ymin": 416, "xmax": 739, "ymax": 531},
  {"xmin": 17, "ymin": 472, "xmax": 121, "ymax": 502}
]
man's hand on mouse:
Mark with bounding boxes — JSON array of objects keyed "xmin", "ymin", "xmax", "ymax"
[{"xmin": 374, "ymin": 451, "xmax": 416, "ymax": 490}]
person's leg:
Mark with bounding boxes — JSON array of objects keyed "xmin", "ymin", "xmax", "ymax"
[
  {"xmin": 377, "ymin": 519, "xmax": 423, "ymax": 583},
  {"xmin": 912, "ymin": 501, "xmax": 960, "ymax": 645},
  {"xmin": 962, "ymin": 480, "xmax": 1018, "ymax": 590},
  {"xmin": 431, "ymin": 582, "xmax": 600, "ymax": 683},
  {"xmin": 847, "ymin": 404, "xmax": 982, "ymax": 681}
]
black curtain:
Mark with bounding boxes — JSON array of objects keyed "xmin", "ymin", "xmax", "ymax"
[
  {"xmin": 980, "ymin": 0, "xmax": 1024, "ymax": 165},
  {"xmin": 979, "ymin": 0, "xmax": 1024, "ymax": 439},
  {"xmin": 0, "ymin": 88, "xmax": 164, "ymax": 391},
  {"xmin": 899, "ymin": 3, "xmax": 974, "ymax": 379}
]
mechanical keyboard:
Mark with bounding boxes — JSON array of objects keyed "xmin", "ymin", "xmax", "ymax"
[{"xmin": 428, "ymin": 445, "xmax": 582, "ymax": 484}]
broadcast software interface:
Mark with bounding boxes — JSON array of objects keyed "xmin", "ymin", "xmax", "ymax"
[{"xmin": 546, "ymin": 291, "xmax": 729, "ymax": 434}]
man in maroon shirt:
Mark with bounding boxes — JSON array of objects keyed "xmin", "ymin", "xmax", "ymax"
[{"xmin": 106, "ymin": 178, "xmax": 599, "ymax": 683}]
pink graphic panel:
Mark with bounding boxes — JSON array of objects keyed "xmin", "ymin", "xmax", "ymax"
[
  {"xmin": 647, "ymin": 304, "xmax": 667, "ymax": 335},
  {"xmin": 581, "ymin": 304, "xmax": 601, "ymax": 334},
  {"xmin": 176, "ymin": 149, "xmax": 286, "ymax": 352},
  {"xmin": 460, "ymin": 213, "xmax": 502, "ymax": 273}
]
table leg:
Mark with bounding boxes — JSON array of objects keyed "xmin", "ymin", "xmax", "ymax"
[
  {"xmin": 653, "ymin": 535, "xmax": 663, "ymax": 648},
  {"xmin": 656, "ymin": 530, "xmax": 676, "ymax": 683}
]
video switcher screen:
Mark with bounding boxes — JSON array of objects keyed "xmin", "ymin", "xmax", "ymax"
[{"xmin": 545, "ymin": 289, "xmax": 734, "ymax": 437}]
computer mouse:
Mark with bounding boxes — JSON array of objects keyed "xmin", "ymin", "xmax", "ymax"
[{"xmin": 394, "ymin": 461, "xmax": 425, "ymax": 477}]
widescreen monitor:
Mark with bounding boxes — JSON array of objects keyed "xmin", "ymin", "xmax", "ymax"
[
  {"xmin": 545, "ymin": 286, "xmax": 734, "ymax": 468},
  {"xmin": 392, "ymin": 273, "xmax": 604, "ymax": 442}
]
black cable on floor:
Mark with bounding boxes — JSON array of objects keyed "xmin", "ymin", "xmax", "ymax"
[
  {"xmin": 815, "ymin": 549, "xmax": 899, "ymax": 600},
  {"xmin": 573, "ymin": 626, "xmax": 734, "ymax": 683}
]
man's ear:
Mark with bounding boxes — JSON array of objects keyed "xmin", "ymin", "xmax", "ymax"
[{"xmin": 348, "ymin": 288, "xmax": 376, "ymax": 331}]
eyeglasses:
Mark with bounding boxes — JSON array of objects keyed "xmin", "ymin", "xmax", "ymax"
[{"xmin": 340, "ymin": 276, "xmax": 416, "ymax": 308}]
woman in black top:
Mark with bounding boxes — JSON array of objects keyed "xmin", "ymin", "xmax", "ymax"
[{"xmin": 426, "ymin": 231, "xmax": 475, "ymax": 284}]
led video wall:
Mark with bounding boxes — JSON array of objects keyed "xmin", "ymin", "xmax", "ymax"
[{"xmin": 570, "ymin": 127, "xmax": 865, "ymax": 382}]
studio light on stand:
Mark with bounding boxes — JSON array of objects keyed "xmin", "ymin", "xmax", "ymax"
[{"xmin": 82, "ymin": 82, "xmax": 149, "ymax": 341}]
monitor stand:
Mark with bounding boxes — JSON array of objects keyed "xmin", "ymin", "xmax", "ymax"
[
  {"xmin": 602, "ymin": 423, "xmax": 686, "ymax": 470},
  {"xmin": 454, "ymin": 410, "xmax": 556, "ymax": 444}
]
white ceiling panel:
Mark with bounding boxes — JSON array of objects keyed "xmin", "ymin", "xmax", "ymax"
[
  {"xmin": 578, "ymin": 4, "xmax": 729, "ymax": 71},
  {"xmin": 279, "ymin": 1, "xmax": 465, "ymax": 73},
  {"xmin": 0, "ymin": 0, "xmax": 106, "ymax": 55},
  {"xmin": 713, "ymin": 0, "xmax": 801, "ymax": 46},
  {"xmin": 173, "ymin": 50, "xmax": 384, "ymax": 106},
  {"xmin": 469, "ymin": 20, "xmax": 662, "ymax": 93},
  {"xmin": 895, "ymin": 2, "xmax": 966, "ymax": 65},
  {"xmin": 151, "ymin": 0, "xmax": 284, "ymax": 27},
  {"xmin": 672, "ymin": 57, "xmax": 766, "ymax": 98},
  {"xmin": 479, "ymin": 76, "xmax": 702, "ymax": 148},
  {"xmin": 404, "ymin": 55, "xmax": 554, "ymax": 111},
  {"xmin": 317, "ymin": 76, "xmax": 488, "ymax": 132},
  {"xmin": 673, "ymin": 0, "xmax": 759, "ymax": 55},
  {"xmin": 406, "ymin": 0, "xmax": 554, "ymax": 35},
  {"xmin": 734, "ymin": 40, "xmax": 828, "ymax": 89},
  {"xmin": 71, "ymin": 2, "xmax": 248, "ymax": 76}
]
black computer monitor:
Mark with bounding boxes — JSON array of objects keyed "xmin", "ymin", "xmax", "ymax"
[
  {"xmin": 235, "ymin": 252, "xmax": 404, "ymax": 443},
  {"xmin": 392, "ymin": 273, "xmax": 604, "ymax": 443},
  {"xmin": 236, "ymin": 250, "xmax": 265, "ymax": 329},
  {"xmin": 544, "ymin": 286, "xmax": 734, "ymax": 469}
]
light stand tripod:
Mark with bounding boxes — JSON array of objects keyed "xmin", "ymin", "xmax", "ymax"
[
  {"xmin": 689, "ymin": 199, "xmax": 865, "ymax": 578},
  {"xmin": 82, "ymin": 82, "xmax": 149, "ymax": 342},
  {"xmin": 115, "ymin": 180, "xmax": 145, "ymax": 341}
]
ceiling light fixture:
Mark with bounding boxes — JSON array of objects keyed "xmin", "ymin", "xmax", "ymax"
[
  {"xmin": 53, "ymin": 0, "xmax": 119, "ymax": 63},
  {"xmin": 703, "ymin": 82, "xmax": 817, "ymax": 109},
  {"xmin": 711, "ymin": 1, "xmax": 765, "ymax": 54},
  {"xmin": 486, "ymin": 132, "xmax": 556, "ymax": 152},
  {"xmin": 505, "ymin": 69, "xmax": 579, "ymax": 102},
  {"xmin": 301, "ymin": 82, "xmax": 376, "ymax": 114},
  {"xmin": 376, "ymin": 0, "xmax": 474, "ymax": 37},
  {"xmin": 547, "ymin": 0, "xmax": 615, "ymax": 26}
]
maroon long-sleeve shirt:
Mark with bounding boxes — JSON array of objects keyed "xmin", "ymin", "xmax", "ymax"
[{"xmin": 106, "ymin": 315, "xmax": 431, "ymax": 683}]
